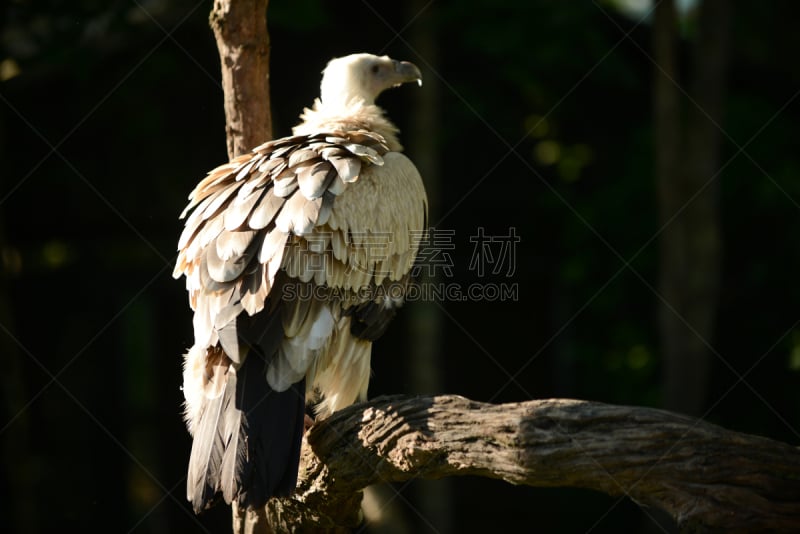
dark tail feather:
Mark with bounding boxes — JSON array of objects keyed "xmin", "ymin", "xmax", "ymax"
[
  {"xmin": 235, "ymin": 356, "xmax": 306, "ymax": 508},
  {"xmin": 187, "ymin": 352, "xmax": 306, "ymax": 513}
]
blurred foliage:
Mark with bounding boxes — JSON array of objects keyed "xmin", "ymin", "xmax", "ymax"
[{"xmin": 1, "ymin": 0, "xmax": 799, "ymax": 533}]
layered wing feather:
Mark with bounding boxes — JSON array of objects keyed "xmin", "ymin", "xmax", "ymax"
[{"xmin": 174, "ymin": 129, "xmax": 393, "ymax": 349}]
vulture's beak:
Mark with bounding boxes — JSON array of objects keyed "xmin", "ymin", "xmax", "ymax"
[{"xmin": 392, "ymin": 60, "xmax": 423, "ymax": 87}]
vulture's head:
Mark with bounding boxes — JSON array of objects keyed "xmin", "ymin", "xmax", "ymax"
[{"xmin": 319, "ymin": 53, "xmax": 422, "ymax": 109}]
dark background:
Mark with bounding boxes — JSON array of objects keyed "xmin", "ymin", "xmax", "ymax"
[{"xmin": 2, "ymin": 1, "xmax": 799, "ymax": 533}]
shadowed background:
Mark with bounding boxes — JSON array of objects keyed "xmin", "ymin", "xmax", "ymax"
[{"xmin": 2, "ymin": 1, "xmax": 799, "ymax": 532}]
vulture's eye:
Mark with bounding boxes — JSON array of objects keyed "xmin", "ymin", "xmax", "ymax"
[{"xmin": 370, "ymin": 64, "xmax": 380, "ymax": 74}]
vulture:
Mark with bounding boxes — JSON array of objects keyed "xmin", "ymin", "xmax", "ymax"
[{"xmin": 173, "ymin": 53, "xmax": 427, "ymax": 513}]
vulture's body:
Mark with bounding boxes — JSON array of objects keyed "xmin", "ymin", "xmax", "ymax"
[{"xmin": 174, "ymin": 53, "xmax": 427, "ymax": 512}]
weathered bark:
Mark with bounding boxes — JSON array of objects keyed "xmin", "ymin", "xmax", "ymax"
[
  {"xmin": 248, "ymin": 395, "xmax": 800, "ymax": 533},
  {"xmin": 654, "ymin": 0, "xmax": 730, "ymax": 416},
  {"xmin": 209, "ymin": 0, "xmax": 272, "ymax": 159}
]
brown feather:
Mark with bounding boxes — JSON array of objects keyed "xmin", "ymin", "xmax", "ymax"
[
  {"xmin": 317, "ymin": 191, "xmax": 335, "ymax": 226},
  {"xmin": 287, "ymin": 148, "xmax": 319, "ymax": 167},
  {"xmin": 206, "ymin": 238, "xmax": 252, "ymax": 283},
  {"xmin": 273, "ymin": 173, "xmax": 298, "ymax": 198},
  {"xmin": 296, "ymin": 161, "xmax": 333, "ymax": 199},
  {"xmin": 258, "ymin": 157, "xmax": 285, "ymax": 174},
  {"xmin": 216, "ymin": 229, "xmax": 257, "ymax": 261},
  {"xmin": 236, "ymin": 171, "xmax": 269, "ymax": 200},
  {"xmin": 343, "ymin": 143, "xmax": 382, "ymax": 164},
  {"xmin": 327, "ymin": 155, "xmax": 361, "ymax": 183},
  {"xmin": 223, "ymin": 188, "xmax": 264, "ymax": 231},
  {"xmin": 274, "ymin": 191, "xmax": 308, "ymax": 234},
  {"xmin": 235, "ymin": 158, "xmax": 258, "ymax": 182},
  {"xmin": 259, "ymin": 227, "xmax": 288, "ymax": 266},
  {"xmin": 248, "ymin": 189, "xmax": 284, "ymax": 230},
  {"xmin": 240, "ymin": 263, "xmax": 268, "ymax": 316},
  {"xmin": 297, "ymin": 197, "xmax": 323, "ymax": 236},
  {"xmin": 202, "ymin": 184, "xmax": 241, "ymax": 221}
]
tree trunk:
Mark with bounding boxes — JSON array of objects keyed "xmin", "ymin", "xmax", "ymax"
[
  {"xmin": 253, "ymin": 394, "xmax": 800, "ymax": 532},
  {"xmin": 209, "ymin": 0, "xmax": 272, "ymax": 160},
  {"xmin": 654, "ymin": 0, "xmax": 730, "ymax": 416}
]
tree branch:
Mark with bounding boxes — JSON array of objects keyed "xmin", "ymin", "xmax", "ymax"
[{"xmin": 249, "ymin": 394, "xmax": 800, "ymax": 532}]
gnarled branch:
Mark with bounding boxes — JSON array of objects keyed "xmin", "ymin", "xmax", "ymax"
[{"xmin": 235, "ymin": 394, "xmax": 800, "ymax": 532}]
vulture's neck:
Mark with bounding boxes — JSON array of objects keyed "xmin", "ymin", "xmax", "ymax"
[{"xmin": 293, "ymin": 99, "xmax": 404, "ymax": 152}]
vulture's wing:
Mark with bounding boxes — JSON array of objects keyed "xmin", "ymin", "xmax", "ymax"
[
  {"xmin": 175, "ymin": 130, "xmax": 427, "ymax": 511},
  {"xmin": 174, "ymin": 130, "xmax": 392, "ymax": 353},
  {"xmin": 280, "ymin": 151, "xmax": 427, "ymax": 415}
]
